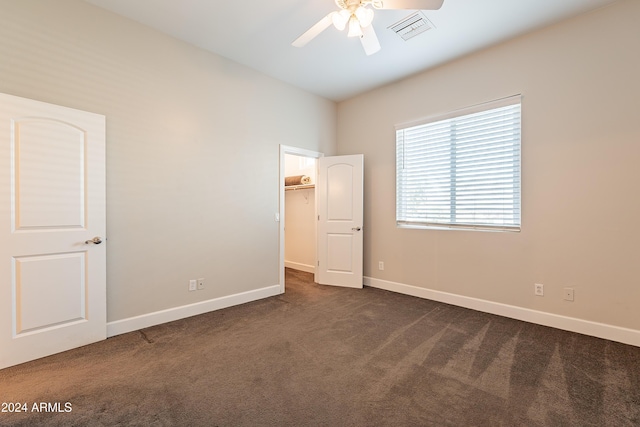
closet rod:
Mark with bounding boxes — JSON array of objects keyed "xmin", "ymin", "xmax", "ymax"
[{"xmin": 284, "ymin": 184, "xmax": 315, "ymax": 191}]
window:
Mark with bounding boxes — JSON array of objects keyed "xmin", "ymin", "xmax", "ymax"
[{"xmin": 396, "ymin": 95, "xmax": 521, "ymax": 232}]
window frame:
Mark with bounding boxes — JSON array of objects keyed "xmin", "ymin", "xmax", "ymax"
[{"xmin": 395, "ymin": 95, "xmax": 522, "ymax": 232}]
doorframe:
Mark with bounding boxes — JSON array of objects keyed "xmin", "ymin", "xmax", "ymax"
[{"xmin": 278, "ymin": 145, "xmax": 323, "ymax": 293}]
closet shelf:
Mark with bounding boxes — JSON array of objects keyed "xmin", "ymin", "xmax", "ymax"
[{"xmin": 285, "ymin": 184, "xmax": 315, "ymax": 191}]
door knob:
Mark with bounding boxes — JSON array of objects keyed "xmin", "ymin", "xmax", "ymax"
[
  {"xmin": 352, "ymin": 227, "xmax": 362, "ymax": 231},
  {"xmin": 85, "ymin": 236, "xmax": 102, "ymax": 245}
]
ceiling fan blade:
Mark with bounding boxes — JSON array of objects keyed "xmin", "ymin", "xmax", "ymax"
[
  {"xmin": 360, "ymin": 24, "xmax": 381, "ymax": 56},
  {"xmin": 292, "ymin": 12, "xmax": 335, "ymax": 47},
  {"xmin": 374, "ymin": 0, "xmax": 444, "ymax": 10}
]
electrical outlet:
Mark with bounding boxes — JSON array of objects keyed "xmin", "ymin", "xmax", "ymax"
[
  {"xmin": 378, "ymin": 261, "xmax": 384, "ymax": 271},
  {"xmin": 534, "ymin": 283, "xmax": 544, "ymax": 296},
  {"xmin": 189, "ymin": 279, "xmax": 197, "ymax": 292},
  {"xmin": 564, "ymin": 287, "xmax": 574, "ymax": 301},
  {"xmin": 197, "ymin": 278, "xmax": 205, "ymax": 290}
]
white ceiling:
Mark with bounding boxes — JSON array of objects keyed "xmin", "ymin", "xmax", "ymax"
[{"xmin": 83, "ymin": 0, "xmax": 618, "ymax": 102}]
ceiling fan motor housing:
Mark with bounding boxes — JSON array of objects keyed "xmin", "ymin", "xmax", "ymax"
[{"xmin": 336, "ymin": 0, "xmax": 369, "ymax": 11}]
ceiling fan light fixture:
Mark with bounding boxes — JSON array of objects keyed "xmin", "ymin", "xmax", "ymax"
[
  {"xmin": 332, "ymin": 9, "xmax": 350, "ymax": 31},
  {"xmin": 347, "ymin": 16, "xmax": 363, "ymax": 37},
  {"xmin": 355, "ymin": 6, "xmax": 374, "ymax": 27}
]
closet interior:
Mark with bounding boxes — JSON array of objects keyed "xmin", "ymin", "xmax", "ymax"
[{"xmin": 284, "ymin": 154, "xmax": 317, "ymax": 274}]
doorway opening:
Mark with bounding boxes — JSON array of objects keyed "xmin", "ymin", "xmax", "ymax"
[{"xmin": 278, "ymin": 145, "xmax": 323, "ymax": 293}]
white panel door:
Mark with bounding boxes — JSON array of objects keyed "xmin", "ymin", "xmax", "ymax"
[
  {"xmin": 316, "ymin": 155, "xmax": 363, "ymax": 288},
  {"xmin": 0, "ymin": 93, "xmax": 106, "ymax": 369}
]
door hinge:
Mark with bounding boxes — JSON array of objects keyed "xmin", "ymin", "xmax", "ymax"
[{"xmin": 318, "ymin": 215, "xmax": 320, "ymax": 221}]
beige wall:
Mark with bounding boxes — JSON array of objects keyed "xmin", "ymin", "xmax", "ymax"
[
  {"xmin": 0, "ymin": 0, "xmax": 336, "ymax": 322},
  {"xmin": 337, "ymin": 0, "xmax": 640, "ymax": 331},
  {"xmin": 285, "ymin": 188, "xmax": 316, "ymax": 270}
]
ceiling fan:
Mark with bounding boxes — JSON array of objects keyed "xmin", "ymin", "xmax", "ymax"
[{"xmin": 292, "ymin": 0, "xmax": 444, "ymax": 56}]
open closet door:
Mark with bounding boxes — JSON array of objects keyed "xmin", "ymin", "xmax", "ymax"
[{"xmin": 316, "ymin": 154, "xmax": 363, "ymax": 288}]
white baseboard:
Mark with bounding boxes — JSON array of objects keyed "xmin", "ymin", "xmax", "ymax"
[
  {"xmin": 285, "ymin": 260, "xmax": 315, "ymax": 274},
  {"xmin": 107, "ymin": 285, "xmax": 282, "ymax": 338},
  {"xmin": 364, "ymin": 276, "xmax": 640, "ymax": 348}
]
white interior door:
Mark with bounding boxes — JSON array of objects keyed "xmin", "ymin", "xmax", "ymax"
[
  {"xmin": 0, "ymin": 93, "xmax": 106, "ymax": 370},
  {"xmin": 316, "ymin": 154, "xmax": 363, "ymax": 288}
]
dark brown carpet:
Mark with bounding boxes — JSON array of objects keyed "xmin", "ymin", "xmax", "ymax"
[{"xmin": 1, "ymin": 268, "xmax": 639, "ymax": 426}]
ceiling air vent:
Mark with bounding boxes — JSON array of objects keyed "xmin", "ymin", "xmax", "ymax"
[{"xmin": 388, "ymin": 11, "xmax": 435, "ymax": 41}]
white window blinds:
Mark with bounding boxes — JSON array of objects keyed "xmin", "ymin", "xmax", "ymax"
[{"xmin": 396, "ymin": 95, "xmax": 521, "ymax": 231}]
